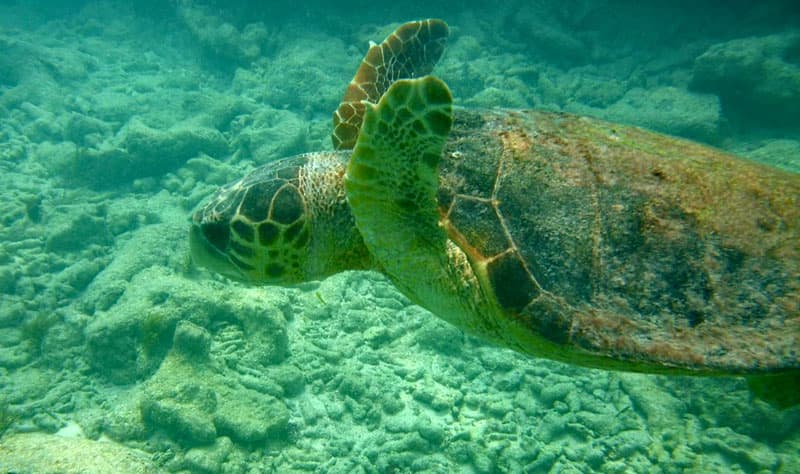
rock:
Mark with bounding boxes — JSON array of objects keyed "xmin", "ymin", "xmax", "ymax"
[
  {"xmin": 0, "ymin": 300, "xmax": 25, "ymax": 327},
  {"xmin": 84, "ymin": 256, "xmax": 215, "ymax": 382},
  {"xmin": 85, "ymin": 307, "xmax": 145, "ymax": 384},
  {"xmin": 380, "ymin": 392, "xmax": 405, "ymax": 415},
  {"xmin": 0, "ymin": 36, "xmax": 30, "ymax": 87},
  {"xmin": 699, "ymin": 427, "xmax": 779, "ymax": 472},
  {"xmin": 229, "ymin": 107, "xmax": 308, "ymax": 164},
  {"xmin": 137, "ymin": 305, "xmax": 290, "ymax": 447},
  {"xmin": 214, "ymin": 386, "xmax": 289, "ymax": 444},
  {"xmin": 65, "ymin": 119, "xmax": 228, "ymax": 188},
  {"xmin": 691, "ymin": 32, "xmax": 800, "ymax": 129},
  {"xmin": 141, "ymin": 396, "xmax": 217, "ymax": 446},
  {"xmin": 255, "ymin": 35, "xmax": 349, "ymax": 114},
  {"xmin": 122, "ymin": 119, "xmax": 229, "ymax": 174},
  {"xmin": 176, "ymin": 1, "xmax": 271, "ymax": 64},
  {"xmin": 465, "ymin": 82, "xmax": 532, "ymax": 109},
  {"xmin": 539, "ymin": 382, "xmax": 573, "ymax": 406},
  {"xmin": 0, "ymin": 34, "xmax": 92, "ymax": 92},
  {"xmin": 139, "ymin": 354, "xmax": 220, "ymax": 447},
  {"xmin": 590, "ymin": 86, "xmax": 721, "ymax": 143},
  {"xmin": 45, "ymin": 209, "xmax": 110, "ymax": 252},
  {"xmin": 0, "ymin": 432, "xmax": 159, "ymax": 474},
  {"xmin": 485, "ymin": 399, "xmax": 514, "ymax": 418},
  {"xmin": 605, "ymin": 429, "xmax": 652, "ymax": 458},
  {"xmin": 269, "ymin": 364, "xmax": 305, "ymax": 397},
  {"xmin": 233, "ymin": 289, "xmax": 290, "ymax": 366},
  {"xmin": 505, "ymin": 5, "xmax": 591, "ymax": 65},
  {"xmin": 741, "ymin": 139, "xmax": 800, "ymax": 173},
  {"xmin": 172, "ymin": 320, "xmax": 211, "ymax": 360},
  {"xmin": 495, "ymin": 369, "xmax": 525, "ymax": 392},
  {"xmin": 363, "ymin": 325, "xmax": 391, "ymax": 348},
  {"xmin": 35, "ymin": 45, "xmax": 94, "ymax": 82},
  {"xmin": 102, "ymin": 397, "xmax": 150, "ymax": 442},
  {"xmin": 55, "ymin": 259, "xmax": 105, "ymax": 294},
  {"xmin": 414, "ymin": 319, "xmax": 464, "ymax": 354},
  {"xmin": 0, "ymin": 266, "xmax": 18, "ymax": 296},
  {"xmin": 183, "ymin": 437, "xmax": 234, "ymax": 474},
  {"xmin": 0, "ymin": 344, "xmax": 33, "ymax": 369},
  {"xmin": 65, "ymin": 112, "xmax": 111, "ymax": 147},
  {"xmin": 0, "ymin": 133, "xmax": 28, "ymax": 163}
]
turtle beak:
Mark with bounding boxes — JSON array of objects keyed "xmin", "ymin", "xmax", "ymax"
[{"xmin": 189, "ymin": 222, "xmax": 246, "ymax": 281}]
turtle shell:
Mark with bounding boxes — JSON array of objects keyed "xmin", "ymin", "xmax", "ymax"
[{"xmin": 437, "ymin": 108, "xmax": 800, "ymax": 373}]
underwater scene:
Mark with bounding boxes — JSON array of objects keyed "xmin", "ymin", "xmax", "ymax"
[{"xmin": 1, "ymin": 1, "xmax": 799, "ymax": 472}]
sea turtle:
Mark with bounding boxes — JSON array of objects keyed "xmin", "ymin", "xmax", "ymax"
[{"xmin": 190, "ymin": 20, "xmax": 800, "ymax": 402}]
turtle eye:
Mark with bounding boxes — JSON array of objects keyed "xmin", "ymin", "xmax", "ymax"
[{"xmin": 201, "ymin": 221, "xmax": 230, "ymax": 252}]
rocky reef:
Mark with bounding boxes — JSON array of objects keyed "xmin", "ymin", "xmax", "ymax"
[{"xmin": 0, "ymin": 1, "xmax": 798, "ymax": 472}]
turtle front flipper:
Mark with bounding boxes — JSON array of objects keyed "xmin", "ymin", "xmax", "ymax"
[
  {"xmin": 332, "ymin": 19, "xmax": 449, "ymax": 150},
  {"xmin": 346, "ymin": 76, "xmax": 498, "ymax": 335}
]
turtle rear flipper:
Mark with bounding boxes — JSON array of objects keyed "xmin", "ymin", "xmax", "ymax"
[{"xmin": 332, "ymin": 19, "xmax": 449, "ymax": 150}]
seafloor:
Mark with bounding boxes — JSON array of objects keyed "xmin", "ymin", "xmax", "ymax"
[{"xmin": 0, "ymin": 1, "xmax": 799, "ymax": 473}]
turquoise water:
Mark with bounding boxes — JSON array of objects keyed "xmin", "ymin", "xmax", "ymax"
[{"xmin": 1, "ymin": 1, "xmax": 799, "ymax": 472}]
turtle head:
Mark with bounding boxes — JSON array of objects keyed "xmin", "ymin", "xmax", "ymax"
[
  {"xmin": 190, "ymin": 164, "xmax": 312, "ymax": 284},
  {"xmin": 190, "ymin": 152, "xmax": 373, "ymax": 285},
  {"xmin": 191, "ymin": 18, "xmax": 450, "ymax": 285}
]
